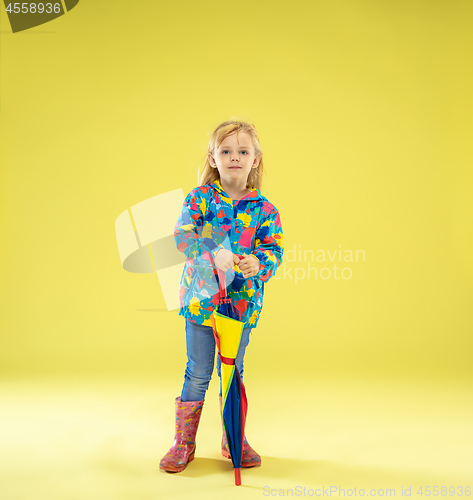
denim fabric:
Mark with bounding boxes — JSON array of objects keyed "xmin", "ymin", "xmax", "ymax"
[{"xmin": 180, "ymin": 318, "xmax": 252, "ymax": 402}]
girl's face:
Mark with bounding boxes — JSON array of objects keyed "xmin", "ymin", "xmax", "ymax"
[{"xmin": 209, "ymin": 132, "xmax": 260, "ymax": 187}]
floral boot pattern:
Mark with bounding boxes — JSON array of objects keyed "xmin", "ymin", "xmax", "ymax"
[{"xmin": 159, "ymin": 397, "xmax": 204, "ymax": 473}]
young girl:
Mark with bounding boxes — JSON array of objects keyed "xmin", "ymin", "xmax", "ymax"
[{"xmin": 159, "ymin": 119, "xmax": 284, "ymax": 473}]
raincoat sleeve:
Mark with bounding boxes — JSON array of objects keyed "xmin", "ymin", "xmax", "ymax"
[
  {"xmin": 174, "ymin": 188, "xmax": 225, "ymax": 268},
  {"xmin": 250, "ymin": 204, "xmax": 284, "ymax": 282}
]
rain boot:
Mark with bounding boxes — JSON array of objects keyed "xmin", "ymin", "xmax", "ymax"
[
  {"xmin": 219, "ymin": 395, "xmax": 261, "ymax": 467},
  {"xmin": 159, "ymin": 396, "xmax": 204, "ymax": 473}
]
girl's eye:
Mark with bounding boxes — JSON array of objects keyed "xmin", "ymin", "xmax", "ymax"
[{"xmin": 222, "ymin": 150, "xmax": 249, "ymax": 154}]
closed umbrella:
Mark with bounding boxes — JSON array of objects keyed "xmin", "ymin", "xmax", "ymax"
[{"xmin": 209, "ymin": 253, "xmax": 248, "ymax": 486}]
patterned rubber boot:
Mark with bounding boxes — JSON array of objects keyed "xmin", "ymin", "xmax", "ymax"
[
  {"xmin": 159, "ymin": 397, "xmax": 204, "ymax": 473},
  {"xmin": 219, "ymin": 395, "xmax": 261, "ymax": 468}
]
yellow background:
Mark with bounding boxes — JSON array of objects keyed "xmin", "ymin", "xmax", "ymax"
[{"xmin": 1, "ymin": 1, "xmax": 472, "ymax": 499}]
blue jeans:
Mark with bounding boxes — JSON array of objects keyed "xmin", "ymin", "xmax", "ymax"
[{"xmin": 181, "ymin": 318, "xmax": 252, "ymax": 402}]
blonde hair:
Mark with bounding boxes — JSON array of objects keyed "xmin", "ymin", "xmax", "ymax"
[{"xmin": 198, "ymin": 119, "xmax": 264, "ymax": 190}]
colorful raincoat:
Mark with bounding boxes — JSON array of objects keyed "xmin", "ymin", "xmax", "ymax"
[{"xmin": 174, "ymin": 178, "xmax": 284, "ymax": 329}]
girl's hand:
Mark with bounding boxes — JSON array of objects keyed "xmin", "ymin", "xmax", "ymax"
[
  {"xmin": 237, "ymin": 254, "xmax": 260, "ymax": 278},
  {"xmin": 214, "ymin": 248, "xmax": 236, "ymax": 272}
]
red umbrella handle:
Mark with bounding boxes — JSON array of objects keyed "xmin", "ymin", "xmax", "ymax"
[
  {"xmin": 214, "ymin": 253, "xmax": 245, "ymax": 299},
  {"xmin": 234, "ymin": 467, "xmax": 241, "ymax": 486}
]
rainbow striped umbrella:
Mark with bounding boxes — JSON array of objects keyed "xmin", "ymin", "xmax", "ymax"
[{"xmin": 210, "ymin": 254, "xmax": 248, "ymax": 486}]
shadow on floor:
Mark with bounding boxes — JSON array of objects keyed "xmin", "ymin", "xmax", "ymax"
[{"xmin": 161, "ymin": 455, "xmax": 472, "ymax": 488}]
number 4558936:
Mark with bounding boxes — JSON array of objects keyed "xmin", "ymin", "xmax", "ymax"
[
  {"xmin": 6, "ymin": 3, "xmax": 62, "ymax": 14},
  {"xmin": 417, "ymin": 486, "xmax": 471, "ymax": 496}
]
